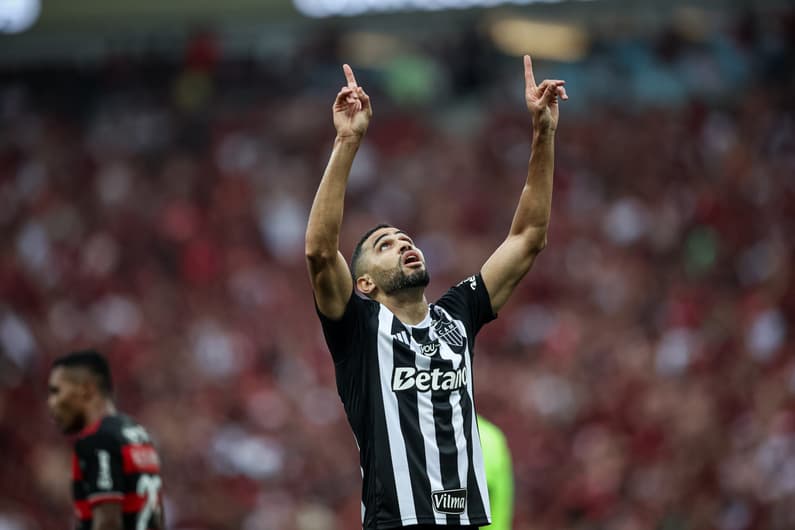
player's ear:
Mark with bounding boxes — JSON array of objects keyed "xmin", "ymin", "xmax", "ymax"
[
  {"xmin": 75, "ymin": 370, "xmax": 98, "ymax": 400},
  {"xmin": 357, "ymin": 274, "xmax": 376, "ymax": 296},
  {"xmin": 78, "ymin": 378, "xmax": 94, "ymax": 400}
]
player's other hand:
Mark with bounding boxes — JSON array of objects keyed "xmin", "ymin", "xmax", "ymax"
[
  {"xmin": 333, "ymin": 64, "xmax": 372, "ymax": 140},
  {"xmin": 524, "ymin": 54, "xmax": 568, "ymax": 133}
]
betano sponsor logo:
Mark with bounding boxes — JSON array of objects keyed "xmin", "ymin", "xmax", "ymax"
[
  {"xmin": 432, "ymin": 488, "xmax": 467, "ymax": 514},
  {"xmin": 392, "ymin": 366, "xmax": 467, "ymax": 392}
]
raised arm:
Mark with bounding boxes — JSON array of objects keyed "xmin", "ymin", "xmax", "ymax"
[
  {"xmin": 481, "ymin": 55, "xmax": 567, "ymax": 314},
  {"xmin": 306, "ymin": 64, "xmax": 372, "ymax": 319}
]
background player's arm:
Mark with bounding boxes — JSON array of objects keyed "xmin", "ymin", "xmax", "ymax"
[
  {"xmin": 92, "ymin": 503, "xmax": 123, "ymax": 530},
  {"xmin": 306, "ymin": 64, "xmax": 373, "ymax": 319},
  {"xmin": 481, "ymin": 55, "xmax": 567, "ymax": 314},
  {"xmin": 485, "ymin": 430, "xmax": 515, "ymax": 530},
  {"xmin": 76, "ymin": 435, "xmax": 126, "ymax": 529}
]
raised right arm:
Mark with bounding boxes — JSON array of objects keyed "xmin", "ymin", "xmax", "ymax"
[{"xmin": 306, "ymin": 65, "xmax": 372, "ymax": 320}]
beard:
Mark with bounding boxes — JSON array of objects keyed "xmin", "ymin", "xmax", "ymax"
[
  {"xmin": 56, "ymin": 412, "xmax": 86, "ymax": 435},
  {"xmin": 381, "ymin": 266, "xmax": 430, "ymax": 295}
]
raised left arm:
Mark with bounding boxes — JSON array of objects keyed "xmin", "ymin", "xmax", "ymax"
[{"xmin": 481, "ymin": 55, "xmax": 567, "ymax": 314}]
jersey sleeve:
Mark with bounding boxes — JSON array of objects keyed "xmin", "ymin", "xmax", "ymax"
[
  {"xmin": 435, "ymin": 273, "xmax": 497, "ymax": 336},
  {"xmin": 316, "ymin": 291, "xmax": 372, "ymax": 364},
  {"xmin": 75, "ymin": 433, "xmax": 125, "ymax": 507}
]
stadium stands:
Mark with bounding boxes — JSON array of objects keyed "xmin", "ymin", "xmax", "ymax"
[{"xmin": 0, "ymin": 8, "xmax": 793, "ymax": 530}]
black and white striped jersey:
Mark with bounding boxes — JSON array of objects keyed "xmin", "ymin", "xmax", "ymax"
[{"xmin": 317, "ymin": 273, "xmax": 496, "ymax": 529}]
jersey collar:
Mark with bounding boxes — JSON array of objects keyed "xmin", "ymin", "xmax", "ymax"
[{"xmin": 77, "ymin": 416, "xmax": 106, "ymax": 438}]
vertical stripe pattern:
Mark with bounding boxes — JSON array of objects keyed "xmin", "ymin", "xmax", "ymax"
[
  {"xmin": 376, "ymin": 306, "xmax": 416, "ymax": 523},
  {"xmin": 412, "ymin": 325, "xmax": 448, "ymax": 526},
  {"xmin": 464, "ymin": 338, "xmax": 490, "ymax": 521},
  {"xmin": 371, "ymin": 302, "xmax": 490, "ymax": 527},
  {"xmin": 327, "ymin": 283, "xmax": 494, "ymax": 529}
]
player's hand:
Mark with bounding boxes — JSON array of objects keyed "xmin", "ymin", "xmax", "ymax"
[
  {"xmin": 524, "ymin": 54, "xmax": 567, "ymax": 133},
  {"xmin": 333, "ymin": 64, "xmax": 372, "ymax": 140}
]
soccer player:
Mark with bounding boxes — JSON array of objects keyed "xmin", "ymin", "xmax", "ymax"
[
  {"xmin": 477, "ymin": 415, "xmax": 514, "ymax": 530},
  {"xmin": 305, "ymin": 56, "xmax": 565, "ymax": 530},
  {"xmin": 47, "ymin": 350, "xmax": 164, "ymax": 530}
]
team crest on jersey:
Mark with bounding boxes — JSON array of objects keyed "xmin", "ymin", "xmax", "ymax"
[{"xmin": 432, "ymin": 310, "xmax": 465, "ymax": 348}]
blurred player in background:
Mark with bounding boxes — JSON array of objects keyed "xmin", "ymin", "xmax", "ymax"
[
  {"xmin": 47, "ymin": 350, "xmax": 164, "ymax": 530},
  {"xmin": 477, "ymin": 416, "xmax": 514, "ymax": 530},
  {"xmin": 305, "ymin": 56, "xmax": 566, "ymax": 529}
]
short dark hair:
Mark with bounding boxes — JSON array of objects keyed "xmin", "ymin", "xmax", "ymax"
[
  {"xmin": 350, "ymin": 223, "xmax": 392, "ymax": 280},
  {"xmin": 52, "ymin": 350, "xmax": 113, "ymax": 396}
]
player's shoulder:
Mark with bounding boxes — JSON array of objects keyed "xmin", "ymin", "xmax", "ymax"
[
  {"xmin": 75, "ymin": 419, "xmax": 121, "ymax": 455},
  {"xmin": 114, "ymin": 413, "xmax": 155, "ymax": 445},
  {"xmin": 320, "ymin": 291, "xmax": 379, "ymax": 322},
  {"xmin": 434, "ymin": 274, "xmax": 481, "ymax": 305},
  {"xmin": 354, "ymin": 291, "xmax": 380, "ymax": 309},
  {"xmin": 80, "ymin": 413, "xmax": 153, "ymax": 447},
  {"xmin": 347, "ymin": 291, "xmax": 381, "ymax": 319},
  {"xmin": 455, "ymin": 274, "xmax": 480, "ymax": 292}
]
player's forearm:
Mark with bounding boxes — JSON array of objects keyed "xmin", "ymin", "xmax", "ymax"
[
  {"xmin": 305, "ymin": 135, "xmax": 361, "ymax": 259},
  {"xmin": 507, "ymin": 128, "xmax": 555, "ymax": 247}
]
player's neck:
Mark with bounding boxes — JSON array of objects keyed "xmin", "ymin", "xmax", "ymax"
[
  {"xmin": 84, "ymin": 399, "xmax": 117, "ymax": 427},
  {"xmin": 380, "ymin": 288, "xmax": 428, "ymax": 325}
]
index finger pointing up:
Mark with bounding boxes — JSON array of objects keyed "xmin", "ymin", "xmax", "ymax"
[
  {"xmin": 524, "ymin": 55, "xmax": 536, "ymax": 89},
  {"xmin": 343, "ymin": 64, "xmax": 358, "ymax": 89}
]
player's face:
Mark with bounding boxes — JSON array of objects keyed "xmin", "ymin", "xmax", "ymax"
[
  {"xmin": 364, "ymin": 227, "xmax": 429, "ymax": 294},
  {"xmin": 47, "ymin": 367, "xmax": 88, "ymax": 434}
]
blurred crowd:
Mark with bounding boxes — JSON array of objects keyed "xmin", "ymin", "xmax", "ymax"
[{"xmin": 1, "ymin": 8, "xmax": 794, "ymax": 530}]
